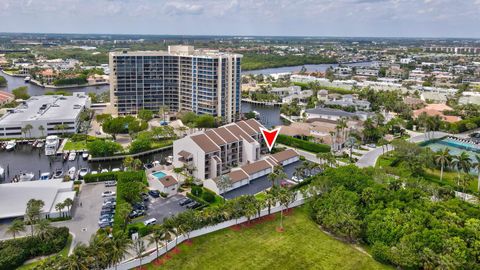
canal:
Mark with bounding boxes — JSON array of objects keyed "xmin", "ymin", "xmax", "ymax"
[{"xmin": 0, "ymin": 71, "xmax": 108, "ymax": 96}]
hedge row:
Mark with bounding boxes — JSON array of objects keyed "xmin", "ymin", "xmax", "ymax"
[
  {"xmin": 0, "ymin": 227, "xmax": 69, "ymax": 269},
  {"xmin": 445, "ymin": 116, "xmax": 480, "ymax": 133},
  {"xmin": 277, "ymin": 134, "xmax": 330, "ymax": 153},
  {"xmin": 113, "ymin": 171, "xmax": 147, "ymax": 232},
  {"xmin": 83, "ymin": 172, "xmax": 118, "ymax": 183}
]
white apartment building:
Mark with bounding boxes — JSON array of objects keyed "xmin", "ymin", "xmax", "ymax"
[
  {"xmin": 110, "ymin": 45, "xmax": 243, "ymax": 123},
  {"xmin": 173, "ymin": 119, "xmax": 267, "ymax": 181},
  {"xmin": 0, "ymin": 93, "xmax": 91, "ymax": 138}
]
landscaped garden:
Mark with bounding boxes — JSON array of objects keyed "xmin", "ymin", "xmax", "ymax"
[{"xmin": 145, "ymin": 207, "xmax": 389, "ymax": 270}]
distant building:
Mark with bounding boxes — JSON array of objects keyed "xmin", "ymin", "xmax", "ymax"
[
  {"xmin": 305, "ymin": 107, "xmax": 372, "ymax": 121},
  {"xmin": 110, "ymin": 45, "xmax": 242, "ymax": 123},
  {"xmin": 0, "ymin": 92, "xmax": 90, "ymax": 138},
  {"xmin": 413, "ymin": 104, "xmax": 461, "ymax": 123},
  {"xmin": 0, "ymin": 91, "xmax": 14, "ymax": 106},
  {"xmin": 282, "ymin": 90, "xmax": 313, "ymax": 105},
  {"xmin": 325, "ymin": 94, "xmax": 371, "ymax": 111}
]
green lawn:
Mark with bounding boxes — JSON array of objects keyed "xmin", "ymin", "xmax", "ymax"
[
  {"xmin": 17, "ymin": 234, "xmax": 72, "ymax": 270},
  {"xmin": 146, "ymin": 207, "xmax": 390, "ymax": 270},
  {"xmin": 63, "ymin": 140, "xmax": 88, "ymax": 151}
]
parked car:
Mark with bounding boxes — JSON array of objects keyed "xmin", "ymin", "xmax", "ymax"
[
  {"xmin": 102, "ymin": 191, "xmax": 116, "ymax": 197},
  {"xmin": 100, "ymin": 209, "xmax": 115, "ymax": 216},
  {"xmin": 179, "ymin": 197, "xmax": 193, "ymax": 206},
  {"xmin": 148, "ymin": 190, "xmax": 160, "ymax": 198},
  {"xmin": 143, "ymin": 218, "xmax": 157, "ymax": 226},
  {"xmin": 100, "ymin": 214, "xmax": 113, "ymax": 220},
  {"xmin": 99, "ymin": 221, "xmax": 112, "ymax": 228},
  {"xmin": 104, "ymin": 197, "xmax": 116, "ymax": 203},
  {"xmin": 104, "ymin": 181, "xmax": 116, "ymax": 187},
  {"xmin": 129, "ymin": 209, "xmax": 146, "ymax": 219},
  {"xmin": 141, "ymin": 192, "xmax": 149, "ymax": 201},
  {"xmin": 98, "ymin": 217, "xmax": 114, "ymax": 224},
  {"xmin": 186, "ymin": 201, "xmax": 201, "ymax": 209},
  {"xmin": 133, "ymin": 202, "xmax": 147, "ymax": 210},
  {"xmin": 143, "ymin": 163, "xmax": 154, "ymax": 170},
  {"xmin": 102, "ymin": 201, "xmax": 116, "ymax": 207}
]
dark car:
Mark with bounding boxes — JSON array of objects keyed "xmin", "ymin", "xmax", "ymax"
[
  {"xmin": 99, "ymin": 221, "xmax": 112, "ymax": 228},
  {"xmin": 179, "ymin": 197, "xmax": 193, "ymax": 206},
  {"xmin": 133, "ymin": 203, "xmax": 147, "ymax": 210},
  {"xmin": 141, "ymin": 193, "xmax": 149, "ymax": 201},
  {"xmin": 148, "ymin": 190, "xmax": 160, "ymax": 198},
  {"xmin": 100, "ymin": 209, "xmax": 115, "ymax": 216},
  {"xmin": 186, "ymin": 201, "xmax": 201, "ymax": 209},
  {"xmin": 143, "ymin": 163, "xmax": 153, "ymax": 170}
]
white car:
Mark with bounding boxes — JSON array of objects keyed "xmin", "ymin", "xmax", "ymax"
[
  {"xmin": 91, "ymin": 171, "xmax": 98, "ymax": 175},
  {"xmin": 102, "ymin": 191, "xmax": 116, "ymax": 197}
]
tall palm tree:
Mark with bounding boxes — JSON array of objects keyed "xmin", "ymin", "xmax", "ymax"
[
  {"xmin": 38, "ymin": 125, "xmax": 45, "ymax": 137},
  {"xmin": 7, "ymin": 219, "xmax": 25, "ymax": 239},
  {"xmin": 88, "ymin": 234, "xmax": 109, "ymax": 269},
  {"xmin": 110, "ymin": 232, "xmax": 131, "ymax": 270},
  {"xmin": 265, "ymin": 189, "xmax": 278, "ymax": 215},
  {"xmin": 277, "ymin": 187, "xmax": 296, "ymax": 231},
  {"xmin": 472, "ymin": 154, "xmax": 480, "ymax": 192},
  {"xmin": 55, "ymin": 203, "xmax": 64, "ymax": 218},
  {"xmin": 434, "ymin": 148, "xmax": 451, "ymax": 182},
  {"xmin": 149, "ymin": 229, "xmax": 163, "ymax": 258},
  {"xmin": 452, "ymin": 152, "xmax": 472, "ymax": 185},
  {"xmin": 267, "ymin": 165, "xmax": 287, "ymax": 187},
  {"xmin": 158, "ymin": 225, "xmax": 172, "ymax": 255},
  {"xmin": 35, "ymin": 219, "xmax": 53, "ymax": 240},
  {"xmin": 133, "ymin": 237, "xmax": 146, "ymax": 269},
  {"xmin": 63, "ymin": 198, "xmax": 74, "ymax": 216},
  {"xmin": 65, "ymin": 244, "xmax": 90, "ymax": 270}
]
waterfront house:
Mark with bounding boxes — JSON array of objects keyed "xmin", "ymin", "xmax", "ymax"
[{"xmin": 157, "ymin": 175, "xmax": 178, "ymax": 196}]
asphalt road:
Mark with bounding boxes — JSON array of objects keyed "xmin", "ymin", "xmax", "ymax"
[{"xmin": 137, "ymin": 194, "xmax": 186, "ymax": 224}]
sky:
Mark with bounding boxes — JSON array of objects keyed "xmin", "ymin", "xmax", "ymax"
[{"xmin": 0, "ymin": 0, "xmax": 480, "ymax": 38}]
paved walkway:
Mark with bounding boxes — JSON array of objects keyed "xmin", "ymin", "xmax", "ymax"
[
  {"xmin": 278, "ymin": 144, "xmax": 346, "ymax": 166},
  {"xmin": 356, "ymin": 131, "xmax": 449, "ymax": 168}
]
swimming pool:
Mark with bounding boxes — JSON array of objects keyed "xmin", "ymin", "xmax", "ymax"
[
  {"xmin": 422, "ymin": 138, "xmax": 479, "ymax": 173},
  {"xmin": 151, "ymin": 171, "xmax": 167, "ymax": 179}
]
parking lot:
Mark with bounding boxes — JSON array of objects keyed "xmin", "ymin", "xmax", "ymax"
[
  {"xmin": 54, "ymin": 182, "xmax": 116, "ymax": 245},
  {"xmin": 136, "ymin": 194, "xmax": 187, "ymax": 224}
]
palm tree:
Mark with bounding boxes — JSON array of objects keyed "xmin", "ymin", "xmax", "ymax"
[
  {"xmin": 65, "ymin": 244, "xmax": 90, "ymax": 270},
  {"xmin": 265, "ymin": 189, "xmax": 278, "ymax": 215},
  {"xmin": 38, "ymin": 125, "xmax": 45, "ymax": 137},
  {"xmin": 217, "ymin": 174, "xmax": 232, "ymax": 200},
  {"xmin": 7, "ymin": 219, "xmax": 25, "ymax": 239},
  {"xmin": 123, "ymin": 156, "xmax": 134, "ymax": 171},
  {"xmin": 434, "ymin": 148, "xmax": 451, "ymax": 182},
  {"xmin": 267, "ymin": 165, "xmax": 287, "ymax": 187},
  {"xmin": 25, "ymin": 199, "xmax": 45, "ymax": 236},
  {"xmin": 63, "ymin": 198, "xmax": 74, "ymax": 216},
  {"xmin": 55, "ymin": 202, "xmax": 64, "ymax": 218},
  {"xmin": 452, "ymin": 152, "xmax": 472, "ymax": 185},
  {"xmin": 472, "ymin": 155, "xmax": 480, "ymax": 192},
  {"xmin": 158, "ymin": 225, "xmax": 172, "ymax": 255},
  {"xmin": 336, "ymin": 118, "xmax": 348, "ymax": 143},
  {"xmin": 110, "ymin": 232, "xmax": 132, "ymax": 270},
  {"xmin": 149, "ymin": 229, "xmax": 163, "ymax": 258},
  {"xmin": 277, "ymin": 187, "xmax": 296, "ymax": 231},
  {"xmin": 35, "ymin": 219, "xmax": 53, "ymax": 240},
  {"xmin": 158, "ymin": 105, "xmax": 170, "ymax": 122},
  {"xmin": 133, "ymin": 237, "xmax": 146, "ymax": 269},
  {"xmin": 88, "ymin": 234, "xmax": 109, "ymax": 269},
  {"xmin": 24, "ymin": 124, "xmax": 33, "ymax": 138},
  {"xmin": 132, "ymin": 158, "xmax": 143, "ymax": 171},
  {"xmin": 244, "ymin": 199, "xmax": 258, "ymax": 223}
]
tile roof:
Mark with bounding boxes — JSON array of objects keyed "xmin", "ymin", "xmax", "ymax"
[
  {"xmin": 236, "ymin": 121, "xmax": 257, "ymax": 136},
  {"xmin": 190, "ymin": 134, "xmax": 220, "ymax": 153},
  {"xmin": 227, "ymin": 170, "xmax": 249, "ymax": 183},
  {"xmin": 224, "ymin": 124, "xmax": 255, "ymax": 143},
  {"xmin": 213, "ymin": 127, "xmax": 239, "ymax": 144},
  {"xmin": 159, "ymin": 175, "xmax": 178, "ymax": 187},
  {"xmin": 241, "ymin": 160, "xmax": 272, "ymax": 175},
  {"xmin": 178, "ymin": 150, "xmax": 192, "ymax": 159},
  {"xmin": 270, "ymin": 149, "xmax": 299, "ymax": 163},
  {"xmin": 244, "ymin": 119, "xmax": 263, "ymax": 134},
  {"xmin": 205, "ymin": 130, "xmax": 227, "ymax": 145}
]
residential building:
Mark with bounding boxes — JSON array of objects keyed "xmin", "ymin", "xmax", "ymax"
[
  {"xmin": 305, "ymin": 107, "xmax": 372, "ymax": 121},
  {"xmin": 203, "ymin": 149, "xmax": 299, "ymax": 194},
  {"xmin": 325, "ymin": 94, "xmax": 371, "ymax": 111},
  {"xmin": 413, "ymin": 103, "xmax": 461, "ymax": 123},
  {"xmin": 0, "ymin": 91, "xmax": 14, "ymax": 106},
  {"xmin": 173, "ymin": 119, "xmax": 267, "ymax": 181},
  {"xmin": 109, "ymin": 45, "xmax": 242, "ymax": 123},
  {"xmin": 0, "ymin": 92, "xmax": 90, "ymax": 138},
  {"xmin": 282, "ymin": 90, "xmax": 313, "ymax": 105}
]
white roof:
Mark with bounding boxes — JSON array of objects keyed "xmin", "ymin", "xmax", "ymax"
[
  {"xmin": 0, "ymin": 93, "xmax": 88, "ymax": 125},
  {"xmin": 0, "ymin": 179, "xmax": 73, "ymax": 219}
]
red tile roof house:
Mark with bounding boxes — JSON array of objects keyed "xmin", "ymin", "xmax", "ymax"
[
  {"xmin": 157, "ymin": 175, "xmax": 179, "ymax": 197},
  {"xmin": 0, "ymin": 91, "xmax": 14, "ymax": 106}
]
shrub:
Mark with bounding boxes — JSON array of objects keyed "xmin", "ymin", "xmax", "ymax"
[
  {"xmin": 277, "ymin": 134, "xmax": 330, "ymax": 153},
  {"xmin": 160, "ymin": 192, "xmax": 168, "ymax": 198},
  {"xmin": 0, "ymin": 226, "xmax": 69, "ymax": 269},
  {"xmin": 202, "ymin": 190, "xmax": 215, "ymax": 203},
  {"xmin": 191, "ymin": 185, "xmax": 203, "ymax": 197},
  {"xmin": 83, "ymin": 172, "xmax": 117, "ymax": 183},
  {"xmin": 73, "ymin": 180, "xmax": 82, "ymax": 185}
]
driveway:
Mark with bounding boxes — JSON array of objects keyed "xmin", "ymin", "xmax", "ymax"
[
  {"xmin": 54, "ymin": 183, "xmax": 116, "ymax": 246},
  {"xmin": 356, "ymin": 131, "xmax": 449, "ymax": 168},
  {"xmin": 136, "ymin": 194, "xmax": 186, "ymax": 224}
]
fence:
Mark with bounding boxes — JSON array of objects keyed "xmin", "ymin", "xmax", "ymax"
[{"xmin": 108, "ymin": 192, "xmax": 306, "ymax": 270}]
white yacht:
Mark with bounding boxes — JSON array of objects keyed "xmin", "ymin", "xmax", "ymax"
[
  {"xmin": 68, "ymin": 152, "xmax": 77, "ymax": 161},
  {"xmin": 45, "ymin": 136, "xmax": 60, "ymax": 156},
  {"xmin": 0, "ymin": 166, "xmax": 4, "ymax": 180},
  {"xmin": 68, "ymin": 167, "xmax": 76, "ymax": 180},
  {"xmin": 166, "ymin": 156, "xmax": 173, "ymax": 165},
  {"xmin": 82, "ymin": 152, "xmax": 89, "ymax": 160},
  {"xmin": 5, "ymin": 140, "xmax": 16, "ymax": 151},
  {"xmin": 19, "ymin": 172, "xmax": 34, "ymax": 182}
]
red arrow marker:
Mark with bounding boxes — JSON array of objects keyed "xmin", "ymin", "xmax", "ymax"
[{"xmin": 260, "ymin": 127, "xmax": 281, "ymax": 152}]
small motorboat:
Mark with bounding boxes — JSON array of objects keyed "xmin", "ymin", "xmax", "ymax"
[
  {"xmin": 5, "ymin": 140, "xmax": 16, "ymax": 151},
  {"xmin": 166, "ymin": 156, "xmax": 173, "ymax": 165},
  {"xmin": 111, "ymin": 168, "xmax": 120, "ymax": 172},
  {"xmin": 36, "ymin": 141, "xmax": 44, "ymax": 148},
  {"xmin": 68, "ymin": 167, "xmax": 76, "ymax": 180},
  {"xmin": 40, "ymin": 172, "xmax": 50, "ymax": 180},
  {"xmin": 78, "ymin": 168, "xmax": 89, "ymax": 179},
  {"xmin": 53, "ymin": 169, "xmax": 63, "ymax": 179},
  {"xmin": 68, "ymin": 152, "xmax": 77, "ymax": 161},
  {"xmin": 82, "ymin": 152, "xmax": 89, "ymax": 160},
  {"xmin": 24, "ymin": 76, "xmax": 31, "ymax": 82},
  {"xmin": 19, "ymin": 172, "xmax": 34, "ymax": 182},
  {"xmin": 0, "ymin": 166, "xmax": 4, "ymax": 180}
]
